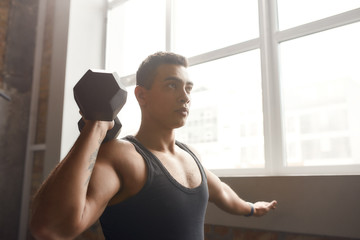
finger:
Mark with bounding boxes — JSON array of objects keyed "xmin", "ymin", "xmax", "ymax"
[{"xmin": 269, "ymin": 200, "xmax": 277, "ymax": 209}]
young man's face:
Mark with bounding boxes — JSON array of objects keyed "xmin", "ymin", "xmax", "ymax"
[{"xmin": 142, "ymin": 63, "xmax": 193, "ymax": 129}]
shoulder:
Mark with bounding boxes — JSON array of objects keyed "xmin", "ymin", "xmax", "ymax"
[
  {"xmin": 176, "ymin": 141, "xmax": 203, "ymax": 162},
  {"xmin": 95, "ymin": 138, "xmax": 148, "ymax": 204},
  {"xmin": 97, "ymin": 137, "xmax": 147, "ymax": 182},
  {"xmin": 97, "ymin": 138, "xmax": 143, "ymax": 168},
  {"xmin": 98, "ymin": 138, "xmax": 134, "ymax": 155}
]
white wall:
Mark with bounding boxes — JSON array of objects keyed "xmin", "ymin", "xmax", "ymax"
[
  {"xmin": 62, "ymin": 0, "xmax": 107, "ymax": 159},
  {"xmin": 44, "ymin": 0, "xmax": 70, "ymax": 176},
  {"xmin": 44, "ymin": 0, "xmax": 107, "ymax": 176}
]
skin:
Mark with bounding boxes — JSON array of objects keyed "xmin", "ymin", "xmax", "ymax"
[{"xmin": 30, "ymin": 64, "xmax": 277, "ymax": 240}]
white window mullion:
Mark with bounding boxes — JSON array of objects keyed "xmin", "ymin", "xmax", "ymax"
[
  {"xmin": 188, "ymin": 38, "xmax": 259, "ymax": 67},
  {"xmin": 166, "ymin": 0, "xmax": 173, "ymax": 51},
  {"xmin": 276, "ymin": 7, "xmax": 360, "ymax": 43},
  {"xmin": 108, "ymin": 0, "xmax": 129, "ymax": 10},
  {"xmin": 258, "ymin": 0, "xmax": 285, "ymax": 175}
]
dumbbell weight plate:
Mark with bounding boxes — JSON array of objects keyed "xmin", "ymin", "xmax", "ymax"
[{"xmin": 73, "ymin": 69, "xmax": 127, "ymax": 121}]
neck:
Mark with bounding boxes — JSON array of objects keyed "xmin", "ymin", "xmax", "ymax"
[{"xmin": 135, "ymin": 122, "xmax": 177, "ymax": 153}]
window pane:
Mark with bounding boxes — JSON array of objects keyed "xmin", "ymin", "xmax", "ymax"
[
  {"xmin": 172, "ymin": 0, "xmax": 259, "ymax": 57},
  {"xmin": 118, "ymin": 85, "xmax": 141, "ymax": 138},
  {"xmin": 106, "ymin": 0, "xmax": 166, "ymax": 77},
  {"xmin": 280, "ymin": 23, "xmax": 360, "ymax": 166},
  {"xmin": 277, "ymin": 0, "xmax": 360, "ymax": 30},
  {"xmin": 177, "ymin": 50, "xmax": 264, "ymax": 169}
]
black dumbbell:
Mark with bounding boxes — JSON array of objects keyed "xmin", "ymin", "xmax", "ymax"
[{"xmin": 73, "ymin": 69, "xmax": 127, "ymax": 143}]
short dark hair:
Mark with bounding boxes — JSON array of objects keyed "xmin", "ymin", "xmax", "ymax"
[{"xmin": 136, "ymin": 52, "xmax": 188, "ymax": 89}]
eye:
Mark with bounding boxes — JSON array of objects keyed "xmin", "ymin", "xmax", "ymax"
[
  {"xmin": 185, "ymin": 86, "xmax": 193, "ymax": 94},
  {"xmin": 168, "ymin": 82, "xmax": 177, "ymax": 89}
]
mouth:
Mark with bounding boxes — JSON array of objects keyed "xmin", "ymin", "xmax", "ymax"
[{"xmin": 175, "ymin": 107, "xmax": 189, "ymax": 116}]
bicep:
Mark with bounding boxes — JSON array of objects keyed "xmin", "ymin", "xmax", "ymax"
[
  {"xmin": 81, "ymin": 158, "xmax": 121, "ymax": 230},
  {"xmin": 205, "ymin": 168, "xmax": 227, "ymax": 203}
]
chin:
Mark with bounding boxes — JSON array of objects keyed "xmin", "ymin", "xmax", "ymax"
[{"xmin": 173, "ymin": 121, "xmax": 186, "ymax": 129}]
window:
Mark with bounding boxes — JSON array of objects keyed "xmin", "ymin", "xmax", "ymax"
[
  {"xmin": 177, "ymin": 51, "xmax": 264, "ymax": 169},
  {"xmin": 280, "ymin": 22, "xmax": 360, "ymax": 167},
  {"xmin": 106, "ymin": 0, "xmax": 166, "ymax": 77},
  {"xmin": 106, "ymin": 0, "xmax": 360, "ymax": 175},
  {"xmin": 171, "ymin": 0, "xmax": 258, "ymax": 57},
  {"xmin": 277, "ymin": 0, "xmax": 360, "ymax": 30}
]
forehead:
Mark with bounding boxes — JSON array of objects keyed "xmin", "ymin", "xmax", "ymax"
[{"xmin": 154, "ymin": 64, "xmax": 192, "ymax": 84}]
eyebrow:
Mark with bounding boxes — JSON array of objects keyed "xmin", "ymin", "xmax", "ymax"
[{"xmin": 164, "ymin": 76, "xmax": 194, "ymax": 87}]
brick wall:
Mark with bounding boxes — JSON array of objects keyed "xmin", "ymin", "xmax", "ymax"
[
  {"xmin": 0, "ymin": 0, "xmax": 11, "ymax": 85},
  {"xmin": 0, "ymin": 0, "xmax": 38, "ymax": 239}
]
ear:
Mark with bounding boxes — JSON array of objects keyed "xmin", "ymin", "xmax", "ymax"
[{"xmin": 134, "ymin": 85, "xmax": 148, "ymax": 107}]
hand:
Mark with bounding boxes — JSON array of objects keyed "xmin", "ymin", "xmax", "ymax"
[
  {"xmin": 80, "ymin": 111, "xmax": 115, "ymax": 132},
  {"xmin": 253, "ymin": 200, "xmax": 277, "ymax": 217}
]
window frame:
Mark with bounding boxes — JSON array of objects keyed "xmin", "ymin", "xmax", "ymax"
[{"xmin": 106, "ymin": 0, "xmax": 360, "ymax": 176}]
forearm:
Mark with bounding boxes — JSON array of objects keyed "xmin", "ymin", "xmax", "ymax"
[
  {"xmin": 212, "ymin": 182, "xmax": 277, "ymax": 217},
  {"xmin": 30, "ymin": 122, "xmax": 106, "ymax": 238},
  {"xmin": 213, "ymin": 182, "xmax": 253, "ymax": 216}
]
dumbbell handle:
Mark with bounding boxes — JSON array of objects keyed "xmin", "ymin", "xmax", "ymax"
[{"xmin": 77, "ymin": 117, "xmax": 122, "ymax": 143}]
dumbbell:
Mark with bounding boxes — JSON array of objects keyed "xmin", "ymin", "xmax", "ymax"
[{"xmin": 73, "ymin": 69, "xmax": 127, "ymax": 143}]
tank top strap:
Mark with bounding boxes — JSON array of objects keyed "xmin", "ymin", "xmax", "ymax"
[
  {"xmin": 122, "ymin": 135, "xmax": 158, "ymax": 176},
  {"xmin": 175, "ymin": 140, "xmax": 207, "ymax": 182},
  {"xmin": 123, "ymin": 135, "xmax": 207, "ymax": 185}
]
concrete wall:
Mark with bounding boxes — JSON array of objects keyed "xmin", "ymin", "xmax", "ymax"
[
  {"xmin": 205, "ymin": 176, "xmax": 360, "ymax": 239},
  {"xmin": 0, "ymin": 0, "xmax": 38, "ymax": 239}
]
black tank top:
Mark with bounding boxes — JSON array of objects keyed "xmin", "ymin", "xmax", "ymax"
[{"xmin": 99, "ymin": 136, "xmax": 209, "ymax": 240}]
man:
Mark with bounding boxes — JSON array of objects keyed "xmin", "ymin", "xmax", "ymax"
[{"xmin": 30, "ymin": 52, "xmax": 277, "ymax": 240}]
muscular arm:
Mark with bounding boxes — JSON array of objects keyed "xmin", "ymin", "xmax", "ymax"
[
  {"xmin": 30, "ymin": 121, "xmax": 120, "ymax": 239},
  {"xmin": 206, "ymin": 169, "xmax": 277, "ymax": 217}
]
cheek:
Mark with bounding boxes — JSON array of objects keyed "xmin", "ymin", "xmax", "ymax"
[{"xmin": 149, "ymin": 95, "xmax": 170, "ymax": 110}]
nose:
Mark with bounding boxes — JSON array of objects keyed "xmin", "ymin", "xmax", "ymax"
[{"xmin": 179, "ymin": 88, "xmax": 190, "ymax": 104}]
